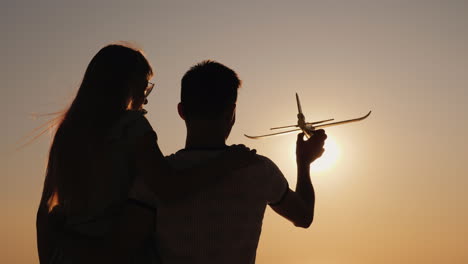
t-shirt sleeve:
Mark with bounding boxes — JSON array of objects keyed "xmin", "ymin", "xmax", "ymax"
[{"xmin": 261, "ymin": 157, "xmax": 289, "ymax": 205}]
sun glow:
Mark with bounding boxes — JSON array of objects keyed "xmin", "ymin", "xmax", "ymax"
[{"xmin": 310, "ymin": 136, "xmax": 340, "ymax": 173}]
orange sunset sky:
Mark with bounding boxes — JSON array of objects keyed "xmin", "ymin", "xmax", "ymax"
[{"xmin": 2, "ymin": 1, "xmax": 468, "ymax": 263}]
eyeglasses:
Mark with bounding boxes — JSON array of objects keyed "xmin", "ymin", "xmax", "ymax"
[{"xmin": 144, "ymin": 82, "xmax": 155, "ymax": 98}]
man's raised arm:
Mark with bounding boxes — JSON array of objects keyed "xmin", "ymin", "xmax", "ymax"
[{"xmin": 270, "ymin": 130, "xmax": 327, "ymax": 228}]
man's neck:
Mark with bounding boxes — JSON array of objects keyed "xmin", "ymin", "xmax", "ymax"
[{"xmin": 185, "ymin": 124, "xmax": 227, "ymax": 150}]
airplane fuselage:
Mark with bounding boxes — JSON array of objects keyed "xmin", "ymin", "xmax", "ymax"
[{"xmin": 297, "ymin": 113, "xmax": 315, "ymax": 138}]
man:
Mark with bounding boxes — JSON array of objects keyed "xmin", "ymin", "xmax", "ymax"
[{"xmin": 156, "ymin": 60, "xmax": 327, "ymax": 264}]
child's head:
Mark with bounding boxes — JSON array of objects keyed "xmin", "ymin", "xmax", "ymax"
[
  {"xmin": 41, "ymin": 44, "xmax": 154, "ymax": 211},
  {"xmin": 77, "ymin": 44, "xmax": 154, "ymax": 114}
]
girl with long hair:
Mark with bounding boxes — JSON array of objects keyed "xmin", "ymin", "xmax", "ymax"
[{"xmin": 36, "ymin": 44, "xmax": 254, "ymax": 264}]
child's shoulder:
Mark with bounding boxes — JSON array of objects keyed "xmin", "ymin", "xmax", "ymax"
[{"xmin": 108, "ymin": 110, "xmax": 155, "ymax": 141}]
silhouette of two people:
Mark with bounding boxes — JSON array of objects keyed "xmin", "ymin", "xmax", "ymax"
[{"xmin": 36, "ymin": 45, "xmax": 327, "ymax": 264}]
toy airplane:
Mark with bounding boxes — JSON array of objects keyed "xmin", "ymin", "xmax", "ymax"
[{"xmin": 244, "ymin": 93, "xmax": 371, "ymax": 139}]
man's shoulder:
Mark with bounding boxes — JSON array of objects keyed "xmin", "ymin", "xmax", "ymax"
[
  {"xmin": 164, "ymin": 149, "xmax": 224, "ymax": 169},
  {"xmin": 253, "ymin": 154, "xmax": 279, "ymax": 168},
  {"xmin": 164, "ymin": 149, "xmax": 279, "ymax": 170},
  {"xmin": 238, "ymin": 152, "xmax": 283, "ymax": 176}
]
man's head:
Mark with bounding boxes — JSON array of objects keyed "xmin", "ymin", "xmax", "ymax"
[{"xmin": 178, "ymin": 60, "xmax": 241, "ymax": 138}]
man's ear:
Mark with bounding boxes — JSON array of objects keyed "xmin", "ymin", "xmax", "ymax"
[
  {"xmin": 231, "ymin": 104, "xmax": 236, "ymax": 125},
  {"xmin": 177, "ymin": 102, "xmax": 186, "ymax": 120},
  {"xmin": 226, "ymin": 103, "xmax": 236, "ymax": 123}
]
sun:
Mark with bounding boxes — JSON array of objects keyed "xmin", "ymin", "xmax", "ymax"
[{"xmin": 310, "ymin": 136, "xmax": 340, "ymax": 173}]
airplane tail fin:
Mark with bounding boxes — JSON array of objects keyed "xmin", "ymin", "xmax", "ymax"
[{"xmin": 296, "ymin": 93, "xmax": 303, "ymax": 115}]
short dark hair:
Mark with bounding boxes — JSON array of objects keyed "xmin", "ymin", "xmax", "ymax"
[{"xmin": 181, "ymin": 60, "xmax": 241, "ymax": 120}]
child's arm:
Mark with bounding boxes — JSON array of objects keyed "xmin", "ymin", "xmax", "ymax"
[{"xmin": 135, "ymin": 131, "xmax": 258, "ymax": 203}]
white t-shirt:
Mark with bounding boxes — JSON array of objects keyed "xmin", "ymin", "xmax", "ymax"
[{"xmin": 156, "ymin": 148, "xmax": 289, "ymax": 264}]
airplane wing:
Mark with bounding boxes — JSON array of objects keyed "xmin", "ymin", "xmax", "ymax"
[
  {"xmin": 314, "ymin": 111, "xmax": 372, "ymax": 129},
  {"xmin": 307, "ymin": 118, "xmax": 334, "ymax": 125},
  {"xmin": 270, "ymin": 124, "xmax": 298, "ymax": 130},
  {"xmin": 244, "ymin": 128, "xmax": 302, "ymax": 139}
]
